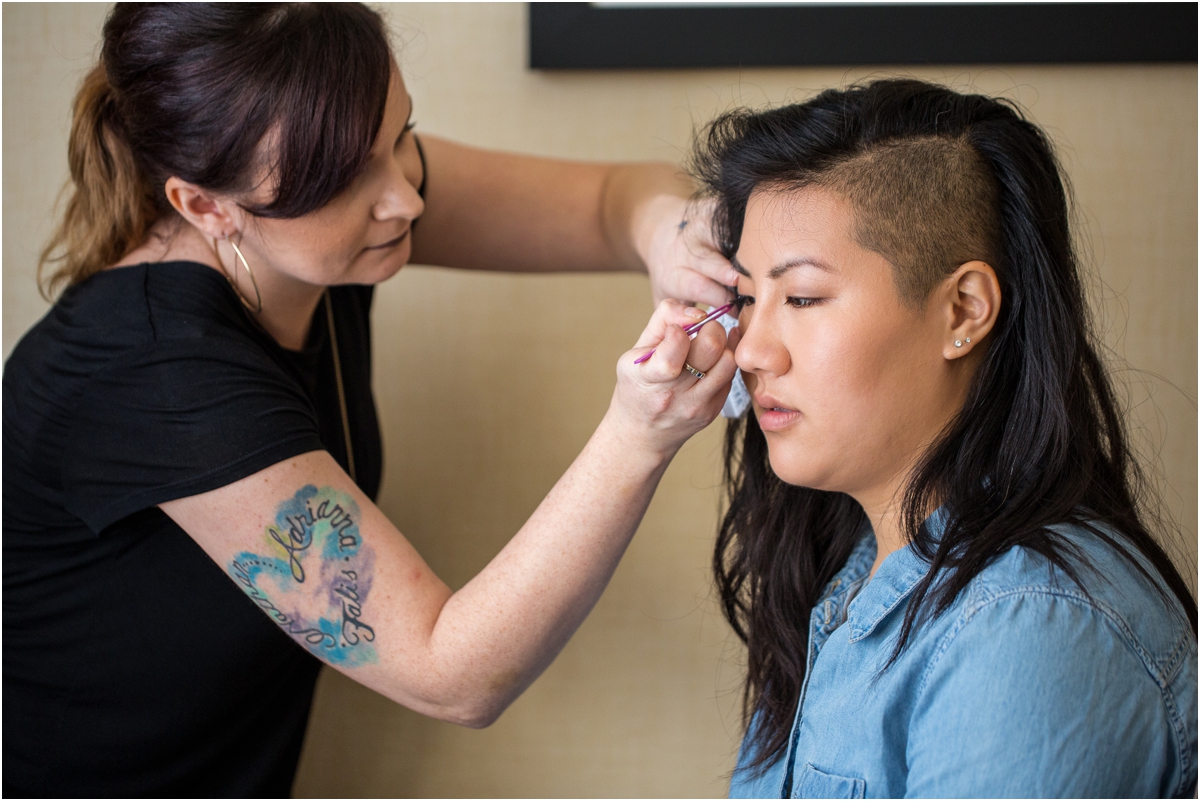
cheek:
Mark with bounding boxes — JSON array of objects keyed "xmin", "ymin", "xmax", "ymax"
[
  {"xmin": 790, "ymin": 311, "xmax": 880, "ymax": 411},
  {"xmin": 813, "ymin": 296, "xmax": 936, "ymax": 405},
  {"xmin": 302, "ymin": 219, "xmax": 366, "ymax": 262},
  {"xmin": 774, "ymin": 308, "xmax": 933, "ymax": 477},
  {"xmin": 261, "ymin": 215, "xmax": 373, "ymax": 280}
]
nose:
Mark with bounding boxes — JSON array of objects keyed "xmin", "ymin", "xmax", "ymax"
[
  {"xmin": 372, "ymin": 162, "xmax": 424, "ymax": 223},
  {"xmin": 734, "ymin": 304, "xmax": 790, "ymax": 378}
]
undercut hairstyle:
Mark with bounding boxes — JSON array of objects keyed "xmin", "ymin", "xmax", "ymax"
[
  {"xmin": 40, "ymin": 3, "xmax": 394, "ymax": 297},
  {"xmin": 818, "ymin": 136, "xmax": 1001, "ymax": 305},
  {"xmin": 690, "ymin": 79, "xmax": 1197, "ymax": 775}
]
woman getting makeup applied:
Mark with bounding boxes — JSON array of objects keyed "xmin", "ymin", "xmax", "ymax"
[
  {"xmin": 700, "ymin": 80, "xmax": 1197, "ymax": 797},
  {"xmin": 2, "ymin": 4, "xmax": 740, "ymax": 796}
]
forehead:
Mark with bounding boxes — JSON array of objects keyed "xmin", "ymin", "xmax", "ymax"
[
  {"xmin": 734, "ymin": 186, "xmax": 855, "ymax": 276},
  {"xmin": 747, "ymin": 186, "xmax": 850, "ymax": 240},
  {"xmin": 365, "ymin": 67, "xmax": 411, "ymax": 161},
  {"xmin": 384, "ymin": 66, "xmax": 410, "ymax": 121}
]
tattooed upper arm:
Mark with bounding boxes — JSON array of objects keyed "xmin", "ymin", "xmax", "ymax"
[
  {"xmin": 160, "ymin": 451, "xmax": 452, "ymax": 691},
  {"xmin": 228, "ymin": 484, "xmax": 378, "ymax": 666}
]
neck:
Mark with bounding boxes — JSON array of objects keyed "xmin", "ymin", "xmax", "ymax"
[
  {"xmin": 855, "ymin": 461, "xmax": 934, "ymax": 579},
  {"xmin": 861, "ymin": 490, "xmax": 910, "ymax": 579},
  {"xmin": 114, "ymin": 218, "xmax": 324, "ymax": 351},
  {"xmin": 246, "ymin": 267, "xmax": 326, "ymax": 351},
  {"xmin": 858, "ymin": 384, "xmax": 974, "ymax": 578}
]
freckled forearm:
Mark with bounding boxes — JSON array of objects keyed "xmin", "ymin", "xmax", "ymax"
[
  {"xmin": 417, "ymin": 418, "xmax": 673, "ymax": 718},
  {"xmin": 409, "ymin": 135, "xmax": 692, "ymax": 275},
  {"xmin": 601, "ymin": 163, "xmax": 696, "ymax": 274}
]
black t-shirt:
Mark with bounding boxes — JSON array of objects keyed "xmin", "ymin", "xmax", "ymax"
[{"xmin": 3, "ymin": 261, "xmax": 382, "ymax": 797}]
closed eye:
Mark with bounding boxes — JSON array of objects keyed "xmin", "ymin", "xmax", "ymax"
[
  {"xmin": 394, "ymin": 120, "xmax": 417, "ymax": 149},
  {"xmin": 786, "ymin": 297, "xmax": 821, "ymax": 308},
  {"xmin": 733, "ymin": 292, "xmax": 755, "ymax": 309}
]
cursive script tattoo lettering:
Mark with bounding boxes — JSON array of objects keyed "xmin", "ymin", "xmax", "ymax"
[
  {"xmin": 335, "ymin": 569, "xmax": 376, "ymax": 646},
  {"xmin": 228, "ymin": 485, "xmax": 378, "ymax": 667},
  {"xmin": 267, "ymin": 497, "xmax": 358, "ymax": 582},
  {"xmin": 269, "ymin": 518, "xmax": 312, "ymax": 582}
]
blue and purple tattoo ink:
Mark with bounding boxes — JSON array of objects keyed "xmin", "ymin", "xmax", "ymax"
[{"xmin": 229, "ymin": 485, "xmax": 378, "ymax": 666}]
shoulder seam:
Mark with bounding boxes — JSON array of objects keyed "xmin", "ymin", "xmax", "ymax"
[{"xmin": 919, "ymin": 586, "xmax": 1165, "ymax": 697}]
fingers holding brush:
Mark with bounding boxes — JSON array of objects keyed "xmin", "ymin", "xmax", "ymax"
[
  {"xmin": 631, "ymin": 298, "xmax": 709, "ymax": 352},
  {"xmin": 681, "ymin": 316, "xmax": 728, "ymax": 378},
  {"xmin": 607, "ymin": 300, "xmax": 737, "ymax": 457}
]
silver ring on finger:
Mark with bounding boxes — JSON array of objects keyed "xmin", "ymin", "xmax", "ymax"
[{"xmin": 683, "ymin": 362, "xmax": 706, "ymax": 380}]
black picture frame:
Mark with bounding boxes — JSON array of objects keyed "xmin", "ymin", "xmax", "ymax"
[{"xmin": 529, "ymin": 3, "xmax": 1197, "ymax": 70}]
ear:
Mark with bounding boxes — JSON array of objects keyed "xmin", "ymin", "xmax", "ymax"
[
  {"xmin": 163, "ymin": 177, "xmax": 243, "ymax": 240},
  {"xmin": 937, "ymin": 260, "xmax": 1001, "ymax": 360}
]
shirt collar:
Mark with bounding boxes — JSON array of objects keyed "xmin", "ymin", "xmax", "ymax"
[
  {"xmin": 846, "ymin": 507, "xmax": 947, "ymax": 642},
  {"xmin": 817, "ymin": 528, "xmax": 877, "ymax": 606}
]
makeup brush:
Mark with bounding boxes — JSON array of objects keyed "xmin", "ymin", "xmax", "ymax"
[{"xmin": 633, "ymin": 302, "xmax": 734, "ymax": 365}]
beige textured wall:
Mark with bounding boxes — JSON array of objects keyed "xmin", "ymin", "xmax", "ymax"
[{"xmin": 4, "ymin": 4, "xmax": 1196, "ymax": 798}]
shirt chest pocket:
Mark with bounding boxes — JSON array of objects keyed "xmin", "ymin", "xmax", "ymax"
[{"xmin": 793, "ymin": 763, "xmax": 866, "ymax": 798}]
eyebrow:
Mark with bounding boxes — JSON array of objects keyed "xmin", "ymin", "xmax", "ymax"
[
  {"xmin": 768, "ymin": 258, "xmax": 835, "ymax": 279},
  {"xmin": 730, "ymin": 254, "xmax": 835, "ymax": 279}
]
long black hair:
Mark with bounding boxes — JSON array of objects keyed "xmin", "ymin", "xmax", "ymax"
[{"xmin": 692, "ymin": 79, "xmax": 1197, "ymax": 773}]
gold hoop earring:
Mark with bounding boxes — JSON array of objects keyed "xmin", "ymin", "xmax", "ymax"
[{"xmin": 220, "ymin": 234, "xmax": 263, "ymax": 313}]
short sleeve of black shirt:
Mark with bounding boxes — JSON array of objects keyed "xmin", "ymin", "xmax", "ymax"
[
  {"xmin": 3, "ymin": 261, "xmax": 381, "ymax": 797},
  {"xmin": 62, "ymin": 329, "xmax": 322, "ymax": 532}
]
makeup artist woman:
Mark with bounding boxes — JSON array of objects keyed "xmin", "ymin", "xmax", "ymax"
[{"xmin": 2, "ymin": 5, "xmax": 742, "ymax": 796}]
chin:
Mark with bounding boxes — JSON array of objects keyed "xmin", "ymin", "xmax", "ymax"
[
  {"xmin": 766, "ymin": 447, "xmax": 836, "ymax": 492},
  {"xmin": 375, "ymin": 254, "xmax": 407, "ymax": 283},
  {"xmin": 767, "ymin": 451, "xmax": 809, "ymax": 488},
  {"xmin": 358, "ymin": 243, "xmax": 410, "ymax": 285}
]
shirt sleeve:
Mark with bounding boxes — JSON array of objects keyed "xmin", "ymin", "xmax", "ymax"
[
  {"xmin": 62, "ymin": 337, "xmax": 325, "ymax": 533},
  {"xmin": 904, "ymin": 589, "xmax": 1182, "ymax": 798}
]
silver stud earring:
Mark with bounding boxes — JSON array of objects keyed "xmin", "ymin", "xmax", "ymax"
[
  {"xmin": 955, "ymin": 340, "xmax": 963, "ymax": 348},
  {"xmin": 965, "ymin": 337, "xmax": 971, "ymax": 344}
]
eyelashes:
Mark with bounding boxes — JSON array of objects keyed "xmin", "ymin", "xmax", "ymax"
[
  {"xmin": 732, "ymin": 293, "xmax": 820, "ymax": 310},
  {"xmin": 785, "ymin": 297, "xmax": 819, "ymax": 308},
  {"xmin": 394, "ymin": 120, "xmax": 418, "ymax": 150}
]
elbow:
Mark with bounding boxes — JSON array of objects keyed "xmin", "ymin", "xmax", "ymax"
[
  {"xmin": 446, "ymin": 679, "xmax": 519, "ymax": 727},
  {"xmin": 393, "ymin": 655, "xmax": 527, "ymax": 728},
  {"xmin": 428, "ymin": 696, "xmax": 508, "ymax": 729},
  {"xmin": 457, "ymin": 706, "xmax": 503, "ymax": 730},
  {"xmin": 399, "ymin": 677, "xmax": 517, "ymax": 729}
]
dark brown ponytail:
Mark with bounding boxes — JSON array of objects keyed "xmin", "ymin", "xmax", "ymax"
[{"xmin": 38, "ymin": 63, "xmax": 157, "ymax": 297}]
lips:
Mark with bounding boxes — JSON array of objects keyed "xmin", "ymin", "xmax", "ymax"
[
  {"xmin": 753, "ymin": 392, "xmax": 801, "ymax": 432},
  {"xmin": 367, "ymin": 228, "xmax": 410, "ymax": 250}
]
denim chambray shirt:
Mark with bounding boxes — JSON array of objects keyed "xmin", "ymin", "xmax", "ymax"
[{"xmin": 729, "ymin": 515, "xmax": 1198, "ymax": 798}]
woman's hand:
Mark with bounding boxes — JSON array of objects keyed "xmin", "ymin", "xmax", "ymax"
[
  {"xmin": 635, "ymin": 196, "xmax": 742, "ymax": 309},
  {"xmin": 604, "ymin": 299, "xmax": 739, "ymax": 459}
]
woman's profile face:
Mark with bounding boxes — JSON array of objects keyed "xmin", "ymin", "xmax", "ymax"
[
  {"xmin": 236, "ymin": 67, "xmax": 425, "ymax": 288},
  {"xmin": 733, "ymin": 187, "xmax": 967, "ymax": 508}
]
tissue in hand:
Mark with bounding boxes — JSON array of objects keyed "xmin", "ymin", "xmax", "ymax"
[{"xmin": 718, "ymin": 313, "xmax": 750, "ymax": 418}]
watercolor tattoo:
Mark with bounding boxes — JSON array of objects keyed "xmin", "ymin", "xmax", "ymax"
[{"xmin": 229, "ymin": 485, "xmax": 378, "ymax": 666}]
